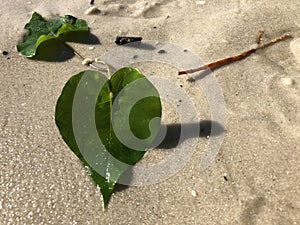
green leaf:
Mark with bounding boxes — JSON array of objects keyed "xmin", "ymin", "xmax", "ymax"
[
  {"xmin": 17, "ymin": 12, "xmax": 88, "ymax": 57},
  {"xmin": 55, "ymin": 68, "xmax": 162, "ymax": 207}
]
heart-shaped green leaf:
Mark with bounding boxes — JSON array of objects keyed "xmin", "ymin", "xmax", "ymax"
[
  {"xmin": 17, "ymin": 12, "xmax": 88, "ymax": 57},
  {"xmin": 55, "ymin": 68, "xmax": 162, "ymax": 207}
]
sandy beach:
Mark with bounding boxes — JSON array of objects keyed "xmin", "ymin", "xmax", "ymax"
[{"xmin": 1, "ymin": 0, "xmax": 299, "ymax": 224}]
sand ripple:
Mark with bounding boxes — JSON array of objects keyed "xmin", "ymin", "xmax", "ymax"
[{"xmin": 100, "ymin": 0, "xmax": 166, "ymax": 18}]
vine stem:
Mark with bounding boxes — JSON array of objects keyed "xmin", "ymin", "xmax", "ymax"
[
  {"xmin": 62, "ymin": 42, "xmax": 85, "ymax": 60},
  {"xmin": 178, "ymin": 33, "xmax": 292, "ymax": 75},
  {"xmin": 94, "ymin": 58, "xmax": 111, "ymax": 76},
  {"xmin": 62, "ymin": 42, "xmax": 109, "ymax": 73}
]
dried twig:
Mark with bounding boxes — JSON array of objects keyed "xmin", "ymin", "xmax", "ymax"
[{"xmin": 178, "ymin": 33, "xmax": 292, "ymax": 75}]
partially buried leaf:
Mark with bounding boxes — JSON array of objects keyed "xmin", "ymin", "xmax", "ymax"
[
  {"xmin": 17, "ymin": 12, "xmax": 88, "ymax": 57},
  {"xmin": 55, "ymin": 68, "xmax": 162, "ymax": 207}
]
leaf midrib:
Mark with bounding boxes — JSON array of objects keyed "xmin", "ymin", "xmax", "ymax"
[{"xmin": 107, "ymin": 90, "xmax": 114, "ymax": 182}]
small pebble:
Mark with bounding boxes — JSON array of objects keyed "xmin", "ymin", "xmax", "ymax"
[
  {"xmin": 191, "ymin": 190, "xmax": 197, "ymax": 197},
  {"xmin": 85, "ymin": 6, "xmax": 101, "ymax": 15},
  {"xmin": 2, "ymin": 50, "xmax": 8, "ymax": 56},
  {"xmin": 281, "ymin": 77, "xmax": 294, "ymax": 86},
  {"xmin": 115, "ymin": 36, "xmax": 142, "ymax": 45},
  {"xmin": 89, "ymin": 46, "xmax": 95, "ymax": 50},
  {"xmin": 82, "ymin": 58, "xmax": 94, "ymax": 66},
  {"xmin": 158, "ymin": 49, "xmax": 166, "ymax": 54},
  {"xmin": 196, "ymin": 0, "xmax": 206, "ymax": 5}
]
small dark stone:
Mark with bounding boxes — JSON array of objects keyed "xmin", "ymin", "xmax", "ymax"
[
  {"xmin": 90, "ymin": 0, "xmax": 95, "ymax": 5},
  {"xmin": 115, "ymin": 36, "xmax": 143, "ymax": 45},
  {"xmin": 2, "ymin": 51, "xmax": 8, "ymax": 56},
  {"xmin": 153, "ymin": 26, "xmax": 157, "ymax": 29},
  {"xmin": 179, "ymin": 100, "xmax": 182, "ymax": 102},
  {"xmin": 158, "ymin": 49, "xmax": 166, "ymax": 54},
  {"xmin": 183, "ymin": 49, "xmax": 188, "ymax": 52},
  {"xmin": 180, "ymin": 84, "xmax": 183, "ymax": 87},
  {"xmin": 133, "ymin": 55, "xmax": 138, "ymax": 59},
  {"xmin": 223, "ymin": 176, "xmax": 228, "ymax": 181}
]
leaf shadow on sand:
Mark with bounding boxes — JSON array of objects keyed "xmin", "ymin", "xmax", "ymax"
[
  {"xmin": 154, "ymin": 120, "xmax": 225, "ymax": 149},
  {"xmin": 114, "ymin": 120, "xmax": 225, "ymax": 193},
  {"xmin": 32, "ymin": 32, "xmax": 100, "ymax": 62}
]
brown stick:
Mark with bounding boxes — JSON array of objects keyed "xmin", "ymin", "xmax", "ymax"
[{"xmin": 178, "ymin": 33, "xmax": 292, "ymax": 75}]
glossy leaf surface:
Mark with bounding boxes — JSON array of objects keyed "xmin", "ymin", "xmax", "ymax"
[
  {"xmin": 55, "ymin": 68, "xmax": 161, "ymax": 207},
  {"xmin": 17, "ymin": 12, "xmax": 88, "ymax": 57}
]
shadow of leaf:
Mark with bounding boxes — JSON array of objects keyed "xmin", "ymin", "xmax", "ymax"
[
  {"xmin": 61, "ymin": 31, "xmax": 100, "ymax": 45},
  {"xmin": 154, "ymin": 120, "xmax": 225, "ymax": 149}
]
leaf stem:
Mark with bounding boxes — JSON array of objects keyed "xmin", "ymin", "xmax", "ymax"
[
  {"xmin": 62, "ymin": 41, "xmax": 110, "ymax": 73},
  {"xmin": 61, "ymin": 42, "xmax": 85, "ymax": 60},
  {"xmin": 178, "ymin": 33, "xmax": 292, "ymax": 75},
  {"xmin": 73, "ymin": 49, "xmax": 85, "ymax": 60},
  {"xmin": 94, "ymin": 59, "xmax": 112, "ymax": 76}
]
